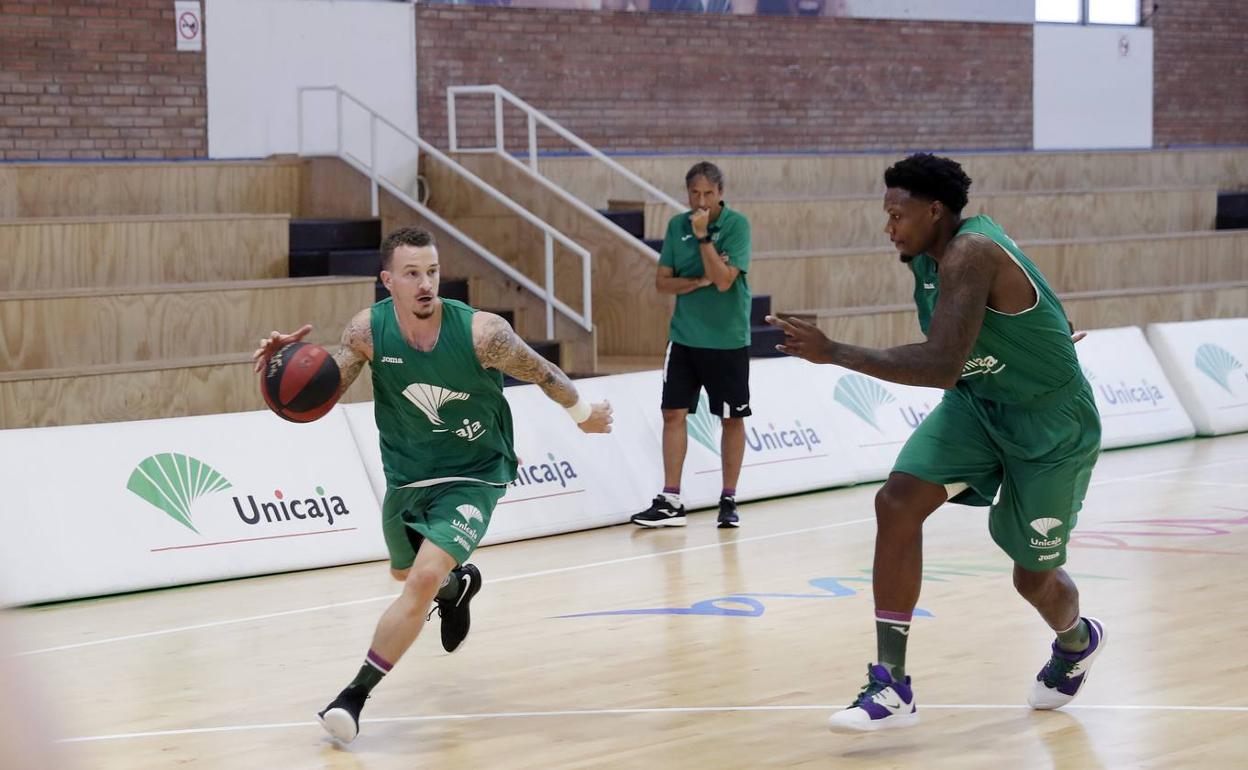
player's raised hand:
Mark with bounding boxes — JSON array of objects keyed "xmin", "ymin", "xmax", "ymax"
[
  {"xmin": 579, "ymin": 400, "xmax": 614, "ymax": 434},
  {"xmin": 252, "ymin": 324, "xmax": 313, "ymax": 373},
  {"xmin": 766, "ymin": 314, "xmax": 834, "ymax": 364},
  {"xmin": 1071, "ymin": 330, "xmax": 1088, "ymax": 344}
]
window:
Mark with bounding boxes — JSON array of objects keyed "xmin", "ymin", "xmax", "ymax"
[{"xmin": 1036, "ymin": 0, "xmax": 1141, "ymax": 25}]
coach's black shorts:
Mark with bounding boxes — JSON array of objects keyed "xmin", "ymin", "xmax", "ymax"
[{"xmin": 661, "ymin": 341, "xmax": 751, "ymax": 418}]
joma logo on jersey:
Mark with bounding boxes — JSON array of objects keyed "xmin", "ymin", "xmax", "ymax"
[
  {"xmin": 381, "ymin": 356, "xmax": 404, "ymax": 364},
  {"xmin": 962, "ymin": 355, "xmax": 1006, "ymax": 378}
]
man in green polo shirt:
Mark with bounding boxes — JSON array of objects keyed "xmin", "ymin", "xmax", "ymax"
[{"xmin": 631, "ymin": 161, "xmax": 753, "ymax": 529}]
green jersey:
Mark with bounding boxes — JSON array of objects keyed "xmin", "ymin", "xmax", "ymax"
[
  {"xmin": 911, "ymin": 215, "xmax": 1083, "ymax": 404},
  {"xmin": 369, "ymin": 298, "xmax": 517, "ymax": 488},
  {"xmin": 658, "ymin": 203, "xmax": 752, "ymax": 349}
]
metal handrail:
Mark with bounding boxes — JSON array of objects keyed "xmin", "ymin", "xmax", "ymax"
[
  {"xmin": 296, "ymin": 85, "xmax": 592, "ymax": 337},
  {"xmin": 447, "ymin": 84, "xmax": 687, "ymax": 216}
]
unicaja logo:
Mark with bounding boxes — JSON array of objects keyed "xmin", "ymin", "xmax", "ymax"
[
  {"xmin": 1029, "ymin": 517, "xmax": 1064, "ymax": 549},
  {"xmin": 833, "ymin": 374, "xmax": 896, "ymax": 432},
  {"xmin": 126, "ymin": 453, "xmax": 232, "ymax": 534},
  {"xmin": 686, "ymin": 392, "xmax": 722, "ymax": 456},
  {"xmin": 1194, "ymin": 344, "xmax": 1242, "ymax": 394}
]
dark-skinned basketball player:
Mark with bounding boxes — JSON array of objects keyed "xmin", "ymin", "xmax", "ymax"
[
  {"xmin": 766, "ymin": 154, "xmax": 1105, "ymax": 732},
  {"xmin": 252, "ymin": 226, "xmax": 613, "ymax": 744}
]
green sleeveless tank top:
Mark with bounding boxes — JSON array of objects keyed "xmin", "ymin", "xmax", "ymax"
[
  {"xmin": 910, "ymin": 215, "xmax": 1083, "ymax": 404},
  {"xmin": 370, "ymin": 298, "xmax": 517, "ymax": 487}
]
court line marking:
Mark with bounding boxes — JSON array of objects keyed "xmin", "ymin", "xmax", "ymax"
[
  {"xmin": 19, "ymin": 453, "xmax": 1248, "ymax": 658},
  {"xmin": 56, "ymin": 702, "xmax": 1248, "ymax": 744},
  {"xmin": 18, "ymin": 517, "xmax": 875, "ymax": 656},
  {"xmin": 1134, "ymin": 478, "xmax": 1248, "ymax": 490}
]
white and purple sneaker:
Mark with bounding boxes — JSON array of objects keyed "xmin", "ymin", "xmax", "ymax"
[
  {"xmin": 827, "ymin": 664, "xmax": 919, "ymax": 733},
  {"xmin": 1028, "ymin": 616, "xmax": 1107, "ymax": 710}
]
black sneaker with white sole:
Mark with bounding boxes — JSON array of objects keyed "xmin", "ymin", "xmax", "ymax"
[
  {"xmin": 630, "ymin": 494, "xmax": 687, "ymax": 527},
  {"xmin": 435, "ymin": 563, "xmax": 481, "ymax": 653},
  {"xmin": 317, "ymin": 684, "xmax": 368, "ymax": 743},
  {"xmin": 717, "ymin": 495, "xmax": 740, "ymax": 528}
]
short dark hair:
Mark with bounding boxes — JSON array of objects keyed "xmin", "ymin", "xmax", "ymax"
[
  {"xmin": 380, "ymin": 225, "xmax": 436, "ymax": 270},
  {"xmin": 685, "ymin": 161, "xmax": 724, "ymax": 191},
  {"xmin": 884, "ymin": 153, "xmax": 972, "ymax": 215}
]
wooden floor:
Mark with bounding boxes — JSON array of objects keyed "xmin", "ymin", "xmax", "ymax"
[{"xmin": 6, "ymin": 433, "xmax": 1248, "ymax": 769}]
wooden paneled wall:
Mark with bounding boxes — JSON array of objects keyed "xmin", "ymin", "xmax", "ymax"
[
  {"xmin": 0, "ymin": 215, "xmax": 289, "ymax": 291},
  {"xmin": 0, "ymin": 278, "xmax": 373, "ymax": 371},
  {"xmin": 756, "ymin": 231, "xmax": 1248, "ymax": 311},
  {"xmin": 0, "ymin": 355, "xmax": 374, "ymax": 431},
  {"xmin": 0, "ymin": 161, "xmax": 301, "ymax": 219},
  {"xmin": 538, "ymin": 148, "xmax": 1248, "ymax": 209}
]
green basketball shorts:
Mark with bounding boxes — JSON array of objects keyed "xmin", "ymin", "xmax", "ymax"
[
  {"xmin": 381, "ymin": 482, "xmax": 506, "ymax": 569},
  {"xmin": 892, "ymin": 380, "xmax": 1101, "ymax": 571}
]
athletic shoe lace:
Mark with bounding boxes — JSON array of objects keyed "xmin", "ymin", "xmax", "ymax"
[{"xmin": 1039, "ymin": 653, "xmax": 1079, "ymax": 687}]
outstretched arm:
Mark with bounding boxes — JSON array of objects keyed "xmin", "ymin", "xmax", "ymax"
[
  {"xmin": 251, "ymin": 308, "xmax": 374, "ymax": 398},
  {"xmin": 766, "ymin": 234, "xmax": 997, "ymax": 389},
  {"xmin": 472, "ymin": 312, "xmax": 612, "ymax": 433}
]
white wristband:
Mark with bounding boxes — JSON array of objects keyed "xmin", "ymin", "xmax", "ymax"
[{"xmin": 566, "ymin": 398, "xmax": 592, "ymax": 424}]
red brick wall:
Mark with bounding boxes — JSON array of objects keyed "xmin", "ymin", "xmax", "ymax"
[
  {"xmin": 1153, "ymin": 0, "xmax": 1248, "ymax": 146},
  {"xmin": 0, "ymin": 0, "xmax": 206, "ymax": 160},
  {"xmin": 417, "ymin": 7, "xmax": 1033, "ymax": 154}
]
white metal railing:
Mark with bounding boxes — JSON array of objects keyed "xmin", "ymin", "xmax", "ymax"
[
  {"xmin": 447, "ymin": 84, "xmax": 686, "ymax": 216},
  {"xmin": 296, "ymin": 86, "xmax": 592, "ymax": 337}
]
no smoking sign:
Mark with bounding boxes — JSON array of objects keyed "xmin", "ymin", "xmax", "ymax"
[{"xmin": 175, "ymin": 1, "xmax": 202, "ymax": 51}]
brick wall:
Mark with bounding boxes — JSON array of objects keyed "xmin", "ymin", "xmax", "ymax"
[
  {"xmin": 417, "ymin": 7, "xmax": 1033, "ymax": 154},
  {"xmin": 1153, "ymin": 0, "xmax": 1248, "ymax": 146},
  {"xmin": 0, "ymin": 0, "xmax": 206, "ymax": 160}
]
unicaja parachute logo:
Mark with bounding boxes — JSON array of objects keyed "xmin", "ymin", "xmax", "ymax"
[
  {"xmin": 126, "ymin": 453, "xmax": 232, "ymax": 533},
  {"xmin": 833, "ymin": 374, "xmax": 896, "ymax": 432},
  {"xmin": 402, "ymin": 383, "xmax": 470, "ymax": 426},
  {"xmin": 686, "ymin": 392, "xmax": 721, "ymax": 456},
  {"xmin": 1030, "ymin": 518, "xmax": 1062, "ymax": 538},
  {"xmin": 1194, "ymin": 344, "xmax": 1242, "ymax": 394}
]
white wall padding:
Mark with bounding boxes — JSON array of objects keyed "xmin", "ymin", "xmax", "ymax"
[
  {"xmin": 1147, "ymin": 318, "xmax": 1248, "ymax": 436},
  {"xmin": 1075, "ymin": 326, "xmax": 1195, "ymax": 448}
]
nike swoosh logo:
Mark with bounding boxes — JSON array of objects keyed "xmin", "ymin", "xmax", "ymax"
[
  {"xmin": 456, "ymin": 574, "xmax": 472, "ymax": 606},
  {"xmin": 878, "ymin": 697, "xmax": 904, "ymax": 711}
]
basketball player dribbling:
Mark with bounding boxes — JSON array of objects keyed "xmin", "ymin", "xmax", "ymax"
[
  {"xmin": 767, "ymin": 154, "xmax": 1106, "ymax": 732},
  {"xmin": 252, "ymin": 226, "xmax": 613, "ymax": 744}
]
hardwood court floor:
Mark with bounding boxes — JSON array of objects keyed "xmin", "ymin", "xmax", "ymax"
[{"xmin": 7, "ymin": 433, "xmax": 1248, "ymax": 769}]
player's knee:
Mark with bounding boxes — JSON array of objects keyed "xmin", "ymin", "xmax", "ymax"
[
  {"xmin": 661, "ymin": 409, "xmax": 687, "ymax": 426},
  {"xmin": 874, "ymin": 485, "xmax": 924, "ymax": 531},
  {"xmin": 404, "ymin": 564, "xmax": 445, "ymax": 598},
  {"xmin": 390, "ymin": 567, "xmax": 410, "ymax": 582}
]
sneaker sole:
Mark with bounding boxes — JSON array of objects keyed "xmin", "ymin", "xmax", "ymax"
[
  {"xmin": 631, "ymin": 517, "xmax": 686, "ymax": 528},
  {"xmin": 717, "ymin": 520, "xmax": 740, "ymax": 529},
  {"xmin": 827, "ymin": 711, "xmax": 920, "ymax": 733},
  {"xmin": 1028, "ymin": 617, "xmax": 1108, "ymax": 710},
  {"xmin": 317, "ymin": 708, "xmax": 359, "ymax": 743}
]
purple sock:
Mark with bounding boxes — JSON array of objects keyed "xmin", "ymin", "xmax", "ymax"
[
  {"xmin": 721, "ymin": 488, "xmax": 736, "ymax": 499},
  {"xmin": 663, "ymin": 486, "xmax": 680, "ymax": 495}
]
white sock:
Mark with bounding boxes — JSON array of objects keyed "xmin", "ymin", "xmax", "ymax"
[{"xmin": 662, "ymin": 492, "xmax": 682, "ymax": 507}]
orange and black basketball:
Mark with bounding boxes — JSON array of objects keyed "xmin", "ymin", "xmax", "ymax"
[{"xmin": 261, "ymin": 341, "xmax": 342, "ymax": 423}]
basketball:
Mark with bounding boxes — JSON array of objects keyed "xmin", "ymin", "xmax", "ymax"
[{"xmin": 260, "ymin": 341, "xmax": 342, "ymax": 423}]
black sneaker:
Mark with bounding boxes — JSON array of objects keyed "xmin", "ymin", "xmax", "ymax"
[
  {"xmin": 717, "ymin": 496, "xmax": 740, "ymax": 528},
  {"xmin": 435, "ymin": 563, "xmax": 481, "ymax": 653},
  {"xmin": 630, "ymin": 494, "xmax": 687, "ymax": 527},
  {"xmin": 317, "ymin": 684, "xmax": 368, "ymax": 743}
]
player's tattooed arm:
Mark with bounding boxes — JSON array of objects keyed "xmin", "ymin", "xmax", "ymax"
[
  {"xmin": 472, "ymin": 312, "xmax": 579, "ymax": 407},
  {"xmin": 333, "ymin": 308, "xmax": 374, "ymax": 397},
  {"xmin": 767, "ymin": 234, "xmax": 996, "ymax": 389}
]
